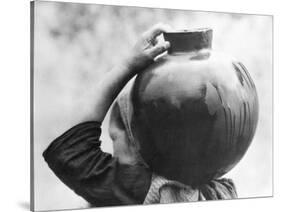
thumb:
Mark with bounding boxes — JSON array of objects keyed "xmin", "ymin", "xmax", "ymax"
[{"xmin": 146, "ymin": 41, "xmax": 170, "ymax": 58}]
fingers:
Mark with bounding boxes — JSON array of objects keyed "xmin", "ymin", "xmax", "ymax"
[
  {"xmin": 142, "ymin": 23, "xmax": 172, "ymax": 41},
  {"xmin": 146, "ymin": 41, "xmax": 170, "ymax": 58}
]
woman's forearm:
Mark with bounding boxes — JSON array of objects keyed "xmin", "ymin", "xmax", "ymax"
[
  {"xmin": 85, "ymin": 62, "xmax": 135, "ymax": 122},
  {"xmin": 81, "ymin": 23, "xmax": 171, "ymax": 123}
]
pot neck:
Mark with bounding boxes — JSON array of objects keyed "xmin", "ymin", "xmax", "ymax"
[{"xmin": 163, "ymin": 28, "xmax": 213, "ymax": 54}]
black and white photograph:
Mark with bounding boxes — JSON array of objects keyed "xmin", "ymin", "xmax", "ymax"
[{"xmin": 30, "ymin": 1, "xmax": 273, "ymax": 211}]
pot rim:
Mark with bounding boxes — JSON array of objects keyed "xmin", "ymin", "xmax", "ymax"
[{"xmin": 164, "ymin": 27, "xmax": 212, "ymax": 34}]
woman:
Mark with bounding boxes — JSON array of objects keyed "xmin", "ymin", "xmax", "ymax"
[{"xmin": 43, "ymin": 23, "xmax": 237, "ymax": 207}]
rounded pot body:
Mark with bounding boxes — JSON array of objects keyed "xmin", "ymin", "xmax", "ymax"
[{"xmin": 130, "ymin": 30, "xmax": 259, "ymax": 185}]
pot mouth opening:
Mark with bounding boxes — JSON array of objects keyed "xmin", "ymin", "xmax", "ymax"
[{"xmin": 163, "ymin": 27, "xmax": 213, "ymax": 53}]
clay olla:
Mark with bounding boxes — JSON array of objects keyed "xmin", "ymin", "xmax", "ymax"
[{"xmin": 129, "ymin": 28, "xmax": 259, "ymax": 186}]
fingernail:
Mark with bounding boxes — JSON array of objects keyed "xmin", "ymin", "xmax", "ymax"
[{"xmin": 165, "ymin": 41, "xmax": 171, "ymax": 49}]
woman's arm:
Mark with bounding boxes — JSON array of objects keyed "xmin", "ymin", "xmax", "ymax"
[
  {"xmin": 83, "ymin": 23, "xmax": 171, "ymax": 122},
  {"xmin": 43, "ymin": 24, "xmax": 171, "ymax": 206}
]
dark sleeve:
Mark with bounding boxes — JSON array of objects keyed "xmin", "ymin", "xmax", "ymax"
[{"xmin": 43, "ymin": 121, "xmax": 152, "ymax": 207}]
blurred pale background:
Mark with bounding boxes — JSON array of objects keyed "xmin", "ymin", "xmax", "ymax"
[{"xmin": 33, "ymin": 1, "xmax": 272, "ymax": 211}]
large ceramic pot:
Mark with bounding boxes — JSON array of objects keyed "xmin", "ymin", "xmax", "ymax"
[{"xmin": 130, "ymin": 28, "xmax": 259, "ymax": 186}]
